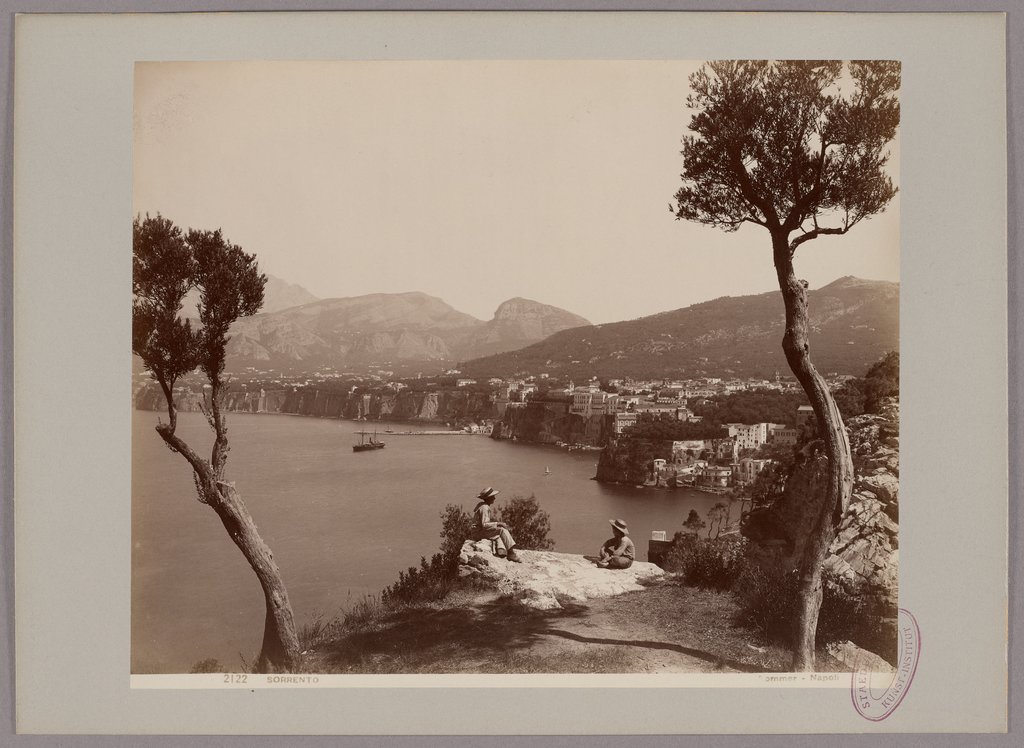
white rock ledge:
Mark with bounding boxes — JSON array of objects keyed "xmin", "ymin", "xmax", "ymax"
[{"xmin": 458, "ymin": 542, "xmax": 665, "ymax": 610}]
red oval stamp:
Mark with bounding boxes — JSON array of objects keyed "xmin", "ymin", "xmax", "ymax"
[{"xmin": 851, "ymin": 608, "xmax": 921, "ymax": 721}]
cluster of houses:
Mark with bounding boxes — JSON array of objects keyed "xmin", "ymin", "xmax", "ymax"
[
  {"xmin": 660, "ymin": 456, "xmax": 774, "ymax": 491},
  {"xmin": 646, "ymin": 405, "xmax": 819, "ymax": 492},
  {"xmin": 654, "ymin": 422, "xmax": 793, "ymax": 491}
]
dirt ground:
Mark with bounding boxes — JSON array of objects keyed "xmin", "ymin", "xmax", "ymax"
[{"xmin": 301, "ymin": 579, "xmax": 840, "ymax": 674}]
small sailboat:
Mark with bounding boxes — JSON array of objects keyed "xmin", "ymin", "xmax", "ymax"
[{"xmin": 543, "ymin": 466, "xmax": 551, "ymax": 476}]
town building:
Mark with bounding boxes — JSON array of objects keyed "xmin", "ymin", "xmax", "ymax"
[
  {"xmin": 613, "ymin": 412, "xmax": 638, "ymax": 434},
  {"xmin": 769, "ymin": 425, "xmax": 799, "ymax": 447},
  {"xmin": 735, "ymin": 457, "xmax": 774, "ymax": 485},
  {"xmin": 726, "ymin": 422, "xmax": 770, "ymax": 451},
  {"xmin": 697, "ymin": 465, "xmax": 733, "ymax": 488},
  {"xmin": 712, "ymin": 437, "xmax": 739, "ymax": 462}
]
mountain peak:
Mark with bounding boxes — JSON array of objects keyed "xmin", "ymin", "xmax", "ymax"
[
  {"xmin": 462, "ymin": 276, "xmax": 898, "ymax": 379},
  {"xmin": 261, "ymin": 275, "xmax": 320, "ymax": 313},
  {"xmin": 818, "ymin": 275, "xmax": 897, "ymax": 292},
  {"xmin": 492, "ymin": 297, "xmax": 591, "ymax": 326}
]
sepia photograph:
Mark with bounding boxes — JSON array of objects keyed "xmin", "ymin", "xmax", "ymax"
[{"xmin": 131, "ymin": 58, "xmax": 901, "ymax": 678}]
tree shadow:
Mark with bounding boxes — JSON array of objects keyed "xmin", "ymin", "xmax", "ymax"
[
  {"xmin": 542, "ymin": 629, "xmax": 769, "ymax": 673},
  {"xmin": 317, "ymin": 597, "xmax": 590, "ymax": 672}
]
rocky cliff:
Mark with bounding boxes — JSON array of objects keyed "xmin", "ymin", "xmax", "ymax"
[
  {"xmin": 457, "ymin": 545, "xmax": 664, "ymax": 610},
  {"xmin": 135, "ymin": 385, "xmax": 498, "ymax": 424},
  {"xmin": 742, "ymin": 399, "xmax": 900, "ymax": 612},
  {"xmin": 491, "ymin": 399, "xmax": 611, "ymax": 447},
  {"xmin": 460, "ymin": 298, "xmax": 590, "ymax": 359},
  {"xmin": 595, "ymin": 438, "xmax": 672, "ymax": 484}
]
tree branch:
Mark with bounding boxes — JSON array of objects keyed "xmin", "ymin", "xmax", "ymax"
[
  {"xmin": 154, "ymin": 423, "xmax": 215, "ymax": 497},
  {"xmin": 788, "ymin": 226, "xmax": 848, "ymax": 254},
  {"xmin": 729, "ymin": 149, "xmax": 780, "ymax": 229}
]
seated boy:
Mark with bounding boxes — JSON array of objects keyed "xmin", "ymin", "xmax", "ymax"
[{"xmin": 597, "ymin": 519, "xmax": 635, "ymax": 569}]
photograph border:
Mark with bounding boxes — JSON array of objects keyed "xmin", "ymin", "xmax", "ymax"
[{"xmin": 3, "ymin": 2, "xmax": 1017, "ymax": 742}]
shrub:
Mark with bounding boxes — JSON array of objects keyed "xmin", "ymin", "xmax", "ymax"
[
  {"xmin": 496, "ymin": 494, "xmax": 554, "ymax": 550},
  {"xmin": 663, "ymin": 533, "xmax": 748, "ymax": 590},
  {"xmin": 381, "ymin": 552, "xmax": 456, "ymax": 607},
  {"xmin": 733, "ymin": 564, "xmax": 800, "ymax": 641},
  {"xmin": 343, "ymin": 594, "xmax": 384, "ymax": 628},
  {"xmin": 438, "ymin": 503, "xmax": 474, "ymax": 562},
  {"xmin": 382, "ymin": 495, "xmax": 554, "ymax": 606},
  {"xmin": 733, "ymin": 564, "xmax": 896, "ymax": 661},
  {"xmin": 864, "ymin": 351, "xmax": 899, "ymax": 413}
]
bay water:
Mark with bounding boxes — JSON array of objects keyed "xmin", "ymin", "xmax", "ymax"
[{"xmin": 132, "ymin": 410, "xmax": 727, "ymax": 672}]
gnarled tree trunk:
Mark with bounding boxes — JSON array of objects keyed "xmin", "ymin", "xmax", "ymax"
[
  {"xmin": 773, "ymin": 234, "xmax": 854, "ymax": 672},
  {"xmin": 207, "ymin": 481, "xmax": 301, "ymax": 673},
  {"xmin": 155, "ymin": 404, "xmax": 301, "ymax": 673}
]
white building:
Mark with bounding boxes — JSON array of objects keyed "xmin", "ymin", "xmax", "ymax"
[
  {"xmin": 613, "ymin": 412, "xmax": 638, "ymax": 434},
  {"xmin": 726, "ymin": 422, "xmax": 771, "ymax": 451},
  {"xmin": 736, "ymin": 457, "xmax": 774, "ymax": 485}
]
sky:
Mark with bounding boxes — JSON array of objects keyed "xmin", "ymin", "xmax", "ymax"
[{"xmin": 133, "ymin": 60, "xmax": 900, "ymax": 325}]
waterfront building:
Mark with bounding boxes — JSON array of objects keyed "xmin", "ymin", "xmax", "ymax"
[{"xmin": 613, "ymin": 412, "xmax": 638, "ymax": 434}]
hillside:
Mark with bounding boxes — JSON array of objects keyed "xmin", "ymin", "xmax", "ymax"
[
  {"xmin": 458, "ymin": 297, "xmax": 591, "ymax": 359},
  {"xmin": 182, "ymin": 273, "xmax": 319, "ymax": 319},
  {"xmin": 261, "ymin": 275, "xmax": 320, "ymax": 313},
  {"xmin": 224, "ymin": 292, "xmax": 590, "ymax": 369},
  {"xmin": 460, "ymin": 277, "xmax": 898, "ymax": 379}
]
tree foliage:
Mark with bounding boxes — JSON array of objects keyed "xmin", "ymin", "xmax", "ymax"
[
  {"xmin": 690, "ymin": 389, "xmax": 808, "ymax": 428},
  {"xmin": 132, "ymin": 215, "xmax": 200, "ymax": 399},
  {"xmin": 495, "ymin": 494, "xmax": 555, "ymax": 551},
  {"xmin": 625, "ymin": 412, "xmax": 726, "ymax": 441},
  {"xmin": 832, "ymin": 350, "xmax": 900, "ymax": 419},
  {"xmin": 674, "ymin": 60, "xmax": 900, "ymax": 241},
  {"xmin": 747, "ymin": 456, "xmax": 793, "ymax": 508},
  {"xmin": 188, "ymin": 228, "xmax": 265, "ymax": 387},
  {"xmin": 682, "ymin": 509, "xmax": 706, "ymax": 535},
  {"xmin": 133, "ymin": 215, "xmax": 266, "ymax": 419},
  {"xmin": 863, "ymin": 351, "xmax": 899, "ymax": 412}
]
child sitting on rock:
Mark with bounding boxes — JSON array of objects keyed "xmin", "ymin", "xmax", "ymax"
[{"xmin": 597, "ymin": 519, "xmax": 635, "ymax": 569}]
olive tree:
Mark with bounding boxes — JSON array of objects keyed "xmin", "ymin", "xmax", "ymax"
[
  {"xmin": 133, "ymin": 214, "xmax": 300, "ymax": 672},
  {"xmin": 672, "ymin": 61, "xmax": 899, "ymax": 670}
]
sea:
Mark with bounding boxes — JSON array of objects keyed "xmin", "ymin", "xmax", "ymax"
[{"xmin": 131, "ymin": 410, "xmax": 730, "ymax": 673}]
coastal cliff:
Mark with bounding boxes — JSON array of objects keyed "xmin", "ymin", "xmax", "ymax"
[
  {"xmin": 595, "ymin": 438, "xmax": 673, "ymax": 484},
  {"xmin": 490, "ymin": 399, "xmax": 611, "ymax": 446},
  {"xmin": 134, "ymin": 386, "xmax": 498, "ymax": 424}
]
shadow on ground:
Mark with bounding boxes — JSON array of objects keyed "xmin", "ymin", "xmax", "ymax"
[
  {"xmin": 315, "ymin": 597, "xmax": 592, "ymax": 673},
  {"xmin": 310, "ymin": 590, "xmax": 773, "ymax": 674},
  {"xmin": 543, "ymin": 629, "xmax": 767, "ymax": 673}
]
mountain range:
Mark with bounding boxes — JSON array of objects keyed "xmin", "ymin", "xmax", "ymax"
[
  {"xmin": 224, "ymin": 292, "xmax": 591, "ymax": 369},
  {"xmin": 459, "ymin": 276, "xmax": 899, "ymax": 380}
]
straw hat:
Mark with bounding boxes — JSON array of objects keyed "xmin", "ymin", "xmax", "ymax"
[
  {"xmin": 477, "ymin": 487, "xmax": 500, "ymax": 501},
  {"xmin": 609, "ymin": 519, "xmax": 629, "ymax": 535}
]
